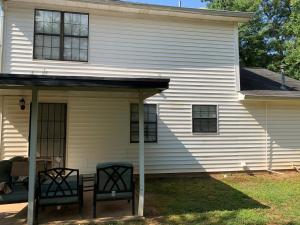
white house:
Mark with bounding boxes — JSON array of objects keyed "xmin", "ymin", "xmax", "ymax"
[{"xmin": 0, "ymin": 0, "xmax": 300, "ymax": 222}]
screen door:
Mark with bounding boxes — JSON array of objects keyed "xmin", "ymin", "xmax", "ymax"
[{"xmin": 37, "ymin": 103, "xmax": 67, "ymax": 168}]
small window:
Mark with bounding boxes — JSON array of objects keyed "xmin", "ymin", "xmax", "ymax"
[
  {"xmin": 192, "ymin": 105, "xmax": 218, "ymax": 133},
  {"xmin": 130, "ymin": 104, "xmax": 157, "ymax": 143},
  {"xmin": 34, "ymin": 9, "xmax": 89, "ymax": 62}
]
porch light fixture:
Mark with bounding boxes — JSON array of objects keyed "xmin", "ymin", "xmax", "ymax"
[{"xmin": 19, "ymin": 97, "xmax": 26, "ymax": 110}]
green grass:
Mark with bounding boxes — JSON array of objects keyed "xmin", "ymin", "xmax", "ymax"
[{"xmin": 105, "ymin": 173, "xmax": 300, "ymax": 225}]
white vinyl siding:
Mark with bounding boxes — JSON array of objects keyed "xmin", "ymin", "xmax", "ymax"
[
  {"xmin": 66, "ymin": 96, "xmax": 135, "ymax": 173},
  {"xmin": 1, "ymin": 2, "xmax": 300, "ymax": 174},
  {"xmin": 1, "ymin": 96, "xmax": 30, "ymax": 159},
  {"xmin": 266, "ymin": 102, "xmax": 300, "ymax": 170},
  {"xmin": 4, "ymin": 2, "xmax": 236, "ymax": 77},
  {"xmin": 2, "ymin": 92, "xmax": 300, "ymax": 174}
]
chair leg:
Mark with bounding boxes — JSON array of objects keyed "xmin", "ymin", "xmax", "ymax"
[
  {"xmin": 79, "ymin": 203, "xmax": 82, "ymax": 215},
  {"xmin": 93, "ymin": 203, "xmax": 96, "ymax": 218},
  {"xmin": 132, "ymin": 197, "xmax": 135, "ymax": 215},
  {"xmin": 79, "ymin": 191, "xmax": 83, "ymax": 214},
  {"xmin": 93, "ymin": 197, "xmax": 96, "ymax": 218},
  {"xmin": 80, "ymin": 188, "xmax": 84, "ymax": 207},
  {"xmin": 35, "ymin": 201, "xmax": 38, "ymax": 223}
]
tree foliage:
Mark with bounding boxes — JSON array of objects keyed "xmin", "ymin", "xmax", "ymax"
[{"xmin": 203, "ymin": 0, "xmax": 300, "ymax": 79}]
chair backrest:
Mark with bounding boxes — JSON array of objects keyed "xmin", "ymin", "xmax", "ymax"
[
  {"xmin": 38, "ymin": 168, "xmax": 79, "ymax": 199},
  {"xmin": 96, "ymin": 163, "xmax": 133, "ymax": 194}
]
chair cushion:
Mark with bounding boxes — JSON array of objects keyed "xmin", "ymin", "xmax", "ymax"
[
  {"xmin": 0, "ymin": 186, "xmax": 28, "ymax": 203},
  {"xmin": 0, "ymin": 160, "xmax": 12, "ymax": 184},
  {"xmin": 39, "ymin": 196, "xmax": 79, "ymax": 205},
  {"xmin": 96, "ymin": 192, "xmax": 132, "ymax": 200},
  {"xmin": 39, "ymin": 175, "xmax": 81, "ymax": 200},
  {"xmin": 40, "ymin": 190, "xmax": 78, "ymax": 198}
]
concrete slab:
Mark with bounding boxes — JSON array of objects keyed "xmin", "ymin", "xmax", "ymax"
[{"xmin": 0, "ymin": 192, "xmax": 139, "ymax": 225}]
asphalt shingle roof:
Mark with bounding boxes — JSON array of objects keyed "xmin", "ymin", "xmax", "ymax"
[{"xmin": 240, "ymin": 68, "xmax": 300, "ymax": 98}]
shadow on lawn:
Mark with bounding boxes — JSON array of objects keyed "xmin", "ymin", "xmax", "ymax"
[{"xmin": 144, "ymin": 175, "xmax": 269, "ymax": 217}]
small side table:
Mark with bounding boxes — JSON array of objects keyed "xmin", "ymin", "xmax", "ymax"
[{"xmin": 82, "ymin": 173, "xmax": 95, "ymax": 192}]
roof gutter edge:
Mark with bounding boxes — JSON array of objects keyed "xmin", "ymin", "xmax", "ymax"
[
  {"xmin": 74, "ymin": 0, "xmax": 253, "ymax": 22},
  {"xmin": 239, "ymin": 92, "xmax": 300, "ymax": 101},
  {"xmin": 15, "ymin": 0, "xmax": 253, "ymax": 22}
]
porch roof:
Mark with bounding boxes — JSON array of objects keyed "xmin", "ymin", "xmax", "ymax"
[{"xmin": 0, "ymin": 73, "xmax": 169, "ymax": 91}]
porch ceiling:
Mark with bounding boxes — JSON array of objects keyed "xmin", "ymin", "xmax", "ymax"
[{"xmin": 0, "ymin": 73, "xmax": 169, "ymax": 92}]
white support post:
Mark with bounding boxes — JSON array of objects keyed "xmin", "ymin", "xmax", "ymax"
[
  {"xmin": 138, "ymin": 91, "xmax": 144, "ymax": 217},
  {"xmin": 27, "ymin": 88, "xmax": 38, "ymax": 225}
]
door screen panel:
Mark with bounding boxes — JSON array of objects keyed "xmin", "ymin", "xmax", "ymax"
[{"xmin": 37, "ymin": 103, "xmax": 67, "ymax": 168}]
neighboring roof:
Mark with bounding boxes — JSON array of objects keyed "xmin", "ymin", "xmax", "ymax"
[
  {"xmin": 0, "ymin": 73, "xmax": 169, "ymax": 91},
  {"xmin": 240, "ymin": 68, "xmax": 300, "ymax": 99},
  {"xmin": 63, "ymin": 0, "xmax": 252, "ymax": 22}
]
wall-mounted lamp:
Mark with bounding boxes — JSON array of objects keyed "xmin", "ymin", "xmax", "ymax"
[{"xmin": 19, "ymin": 97, "xmax": 26, "ymax": 110}]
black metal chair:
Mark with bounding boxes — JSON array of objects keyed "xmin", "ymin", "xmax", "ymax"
[
  {"xmin": 93, "ymin": 162, "xmax": 135, "ymax": 218},
  {"xmin": 36, "ymin": 168, "xmax": 83, "ymax": 221}
]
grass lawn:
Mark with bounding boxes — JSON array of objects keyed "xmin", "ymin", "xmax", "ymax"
[{"xmin": 107, "ymin": 172, "xmax": 300, "ymax": 225}]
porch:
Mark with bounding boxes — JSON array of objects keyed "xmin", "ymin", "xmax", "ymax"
[
  {"xmin": 0, "ymin": 190, "xmax": 141, "ymax": 225},
  {"xmin": 0, "ymin": 73, "xmax": 169, "ymax": 224}
]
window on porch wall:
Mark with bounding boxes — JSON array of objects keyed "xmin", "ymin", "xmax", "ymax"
[{"xmin": 130, "ymin": 104, "xmax": 157, "ymax": 143}]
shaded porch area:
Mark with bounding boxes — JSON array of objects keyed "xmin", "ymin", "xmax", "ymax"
[
  {"xmin": 0, "ymin": 73, "xmax": 169, "ymax": 225},
  {"xmin": 0, "ymin": 190, "xmax": 141, "ymax": 225}
]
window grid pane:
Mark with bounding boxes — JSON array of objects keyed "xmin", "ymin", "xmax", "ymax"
[
  {"xmin": 35, "ymin": 11, "xmax": 61, "ymax": 35},
  {"xmin": 130, "ymin": 104, "xmax": 157, "ymax": 143},
  {"xmin": 34, "ymin": 34, "xmax": 61, "ymax": 60}
]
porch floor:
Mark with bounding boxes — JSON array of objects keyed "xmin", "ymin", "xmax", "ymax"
[{"xmin": 0, "ymin": 192, "xmax": 140, "ymax": 225}]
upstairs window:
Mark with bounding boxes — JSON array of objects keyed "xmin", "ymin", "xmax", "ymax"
[
  {"xmin": 130, "ymin": 104, "xmax": 157, "ymax": 143},
  {"xmin": 34, "ymin": 9, "xmax": 89, "ymax": 62},
  {"xmin": 192, "ymin": 105, "xmax": 218, "ymax": 133}
]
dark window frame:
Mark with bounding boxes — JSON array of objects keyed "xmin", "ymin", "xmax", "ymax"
[
  {"xmin": 33, "ymin": 9, "xmax": 89, "ymax": 62},
  {"xmin": 130, "ymin": 104, "xmax": 158, "ymax": 143},
  {"xmin": 29, "ymin": 102, "xmax": 68, "ymax": 168},
  {"xmin": 192, "ymin": 105, "xmax": 218, "ymax": 134}
]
